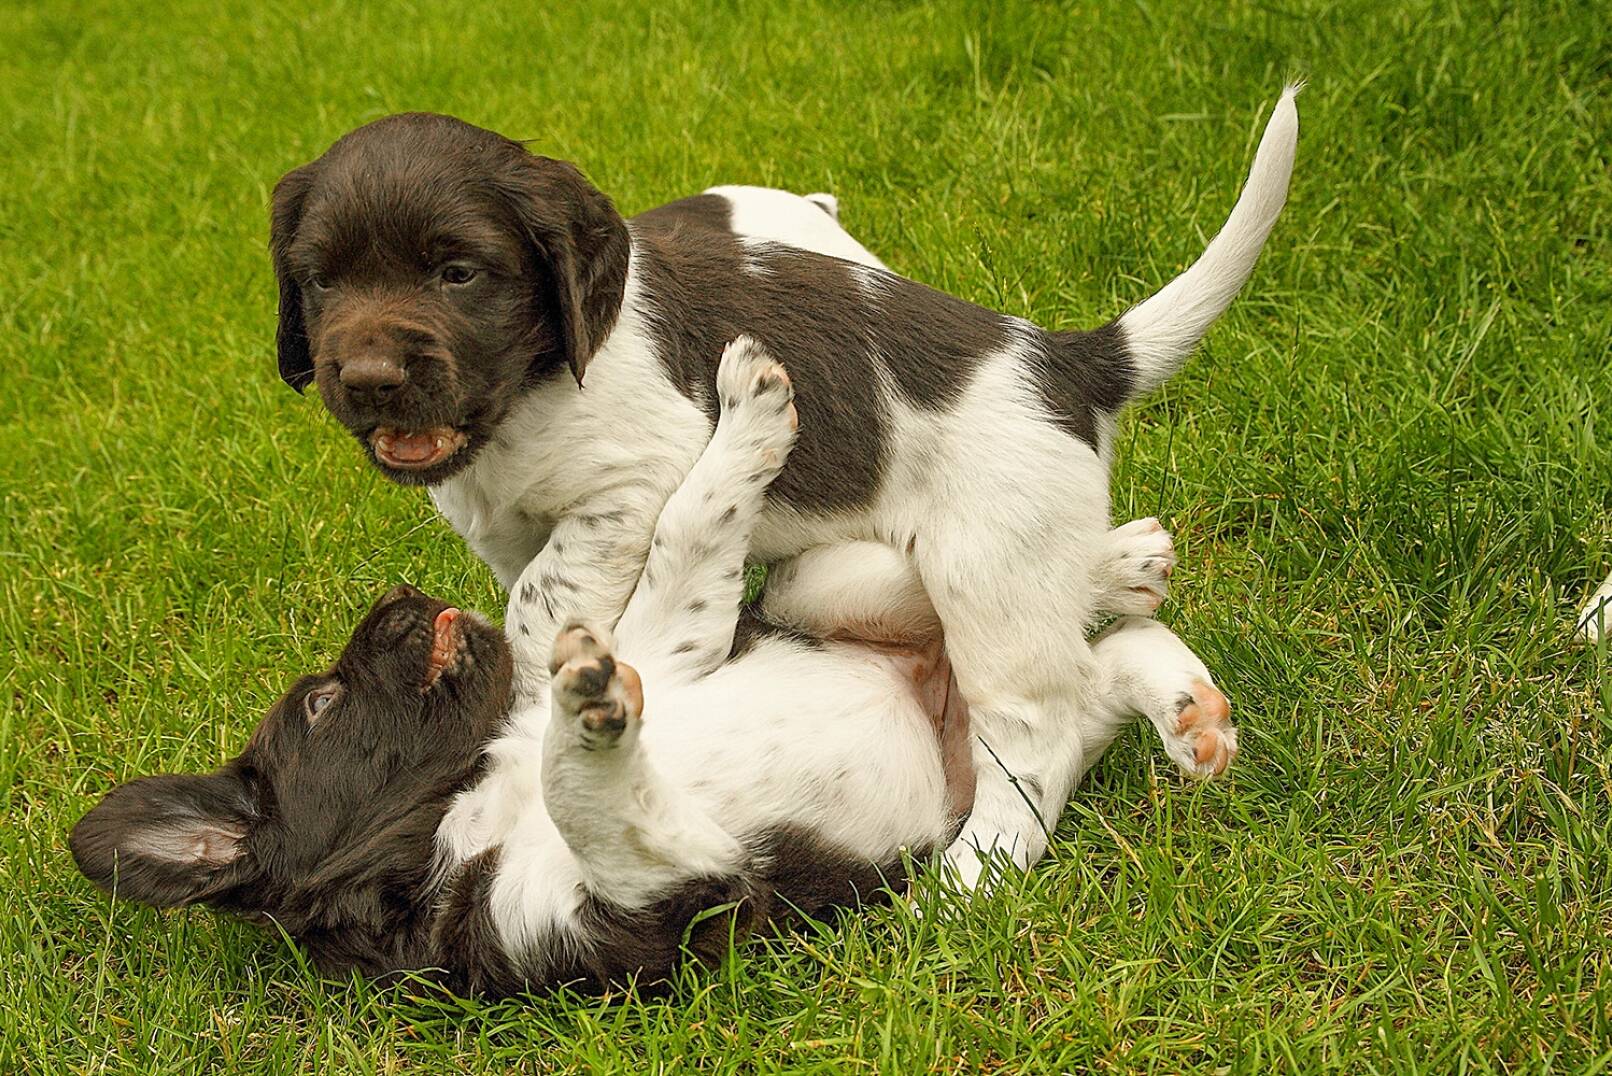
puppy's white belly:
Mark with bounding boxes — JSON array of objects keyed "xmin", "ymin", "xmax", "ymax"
[
  {"xmin": 445, "ymin": 637, "xmax": 952, "ymax": 874},
  {"xmin": 635, "ymin": 638, "xmax": 952, "ymax": 856}
]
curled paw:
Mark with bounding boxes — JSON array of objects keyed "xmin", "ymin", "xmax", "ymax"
[
  {"xmin": 717, "ymin": 335, "xmax": 795, "ymax": 415},
  {"xmin": 1096, "ymin": 517, "xmax": 1176, "ymax": 616},
  {"xmin": 715, "ymin": 336, "xmax": 799, "ymax": 468},
  {"xmin": 550, "ymin": 624, "xmax": 644, "ymax": 748}
]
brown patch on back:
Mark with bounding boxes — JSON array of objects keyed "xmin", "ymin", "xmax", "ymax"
[
  {"xmin": 629, "ymin": 222, "xmax": 1014, "ymax": 513},
  {"xmin": 632, "ymin": 192, "xmax": 733, "ymax": 236}
]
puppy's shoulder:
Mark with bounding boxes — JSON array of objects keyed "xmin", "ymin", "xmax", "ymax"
[{"xmin": 631, "ymin": 192, "xmax": 735, "ymax": 238}]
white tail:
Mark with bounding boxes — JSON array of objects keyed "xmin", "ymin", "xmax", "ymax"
[{"xmin": 1118, "ymin": 85, "xmax": 1301, "ymax": 395}]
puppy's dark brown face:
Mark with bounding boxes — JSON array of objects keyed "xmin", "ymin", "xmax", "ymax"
[
  {"xmin": 70, "ymin": 587, "xmax": 513, "ymax": 969},
  {"xmin": 271, "ymin": 113, "xmax": 629, "ymax": 485}
]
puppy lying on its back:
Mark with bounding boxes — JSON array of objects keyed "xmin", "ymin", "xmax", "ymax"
[
  {"xmin": 71, "ymin": 343, "xmax": 1231, "ymax": 996},
  {"xmin": 270, "ymin": 88, "xmax": 1296, "ymax": 886}
]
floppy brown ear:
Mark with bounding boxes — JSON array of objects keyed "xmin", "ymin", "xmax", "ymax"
[
  {"xmin": 270, "ymin": 164, "xmax": 317, "ymax": 393},
  {"xmin": 498, "ymin": 153, "xmax": 630, "ymax": 386},
  {"xmin": 69, "ymin": 768, "xmax": 259, "ymax": 909}
]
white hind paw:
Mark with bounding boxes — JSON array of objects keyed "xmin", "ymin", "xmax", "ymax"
[
  {"xmin": 1094, "ymin": 517, "xmax": 1177, "ymax": 616},
  {"xmin": 1159, "ymin": 679, "xmax": 1236, "ymax": 779}
]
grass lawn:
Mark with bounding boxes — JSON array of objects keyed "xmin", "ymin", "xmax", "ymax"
[{"xmin": 4, "ymin": 0, "xmax": 1610, "ymax": 1070}]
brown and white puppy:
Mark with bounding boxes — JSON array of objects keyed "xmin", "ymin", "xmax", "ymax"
[{"xmin": 270, "ymin": 90, "xmax": 1294, "ymax": 887}]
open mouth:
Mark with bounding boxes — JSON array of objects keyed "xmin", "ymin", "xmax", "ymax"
[
  {"xmin": 422, "ymin": 607, "xmax": 463, "ymax": 691},
  {"xmin": 371, "ymin": 426, "xmax": 469, "ymax": 472}
]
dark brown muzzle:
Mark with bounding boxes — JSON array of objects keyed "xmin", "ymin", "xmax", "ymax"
[{"xmin": 317, "ymin": 308, "xmax": 445, "ymax": 408}]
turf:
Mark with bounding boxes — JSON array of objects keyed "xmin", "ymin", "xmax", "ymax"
[{"xmin": 3, "ymin": 0, "xmax": 1610, "ymax": 1070}]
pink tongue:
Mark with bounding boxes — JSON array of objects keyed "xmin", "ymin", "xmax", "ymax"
[{"xmin": 387, "ymin": 432, "xmax": 441, "ymax": 463}]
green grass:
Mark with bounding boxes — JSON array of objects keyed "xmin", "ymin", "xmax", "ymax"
[{"xmin": 4, "ymin": 0, "xmax": 1610, "ymax": 1070}]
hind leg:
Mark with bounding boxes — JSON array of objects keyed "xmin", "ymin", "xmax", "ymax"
[
  {"xmin": 908, "ymin": 507, "xmax": 1105, "ymax": 887},
  {"xmin": 926, "ymin": 513, "xmax": 1236, "ymax": 887},
  {"xmin": 1091, "ymin": 617, "xmax": 1236, "ymax": 777},
  {"xmin": 760, "ymin": 518, "xmax": 1179, "ymax": 645},
  {"xmin": 903, "ymin": 401, "xmax": 1199, "ymax": 887},
  {"xmin": 758, "ymin": 514, "xmax": 1220, "ymax": 888}
]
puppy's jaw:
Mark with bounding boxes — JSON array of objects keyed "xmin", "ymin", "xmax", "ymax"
[
  {"xmin": 420, "ymin": 610, "xmax": 510, "ymax": 715},
  {"xmin": 353, "ymin": 421, "xmax": 484, "ymax": 487},
  {"xmin": 418, "ymin": 607, "xmax": 505, "ymax": 695},
  {"xmin": 371, "ymin": 426, "xmax": 469, "ymax": 473},
  {"xmin": 322, "ymin": 348, "xmax": 535, "ymax": 487}
]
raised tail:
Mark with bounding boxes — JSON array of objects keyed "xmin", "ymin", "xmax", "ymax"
[{"xmin": 1116, "ymin": 84, "xmax": 1300, "ymax": 397}]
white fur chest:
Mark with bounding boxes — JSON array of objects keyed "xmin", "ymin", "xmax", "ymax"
[{"xmin": 430, "ymin": 264, "xmax": 715, "ymax": 587}]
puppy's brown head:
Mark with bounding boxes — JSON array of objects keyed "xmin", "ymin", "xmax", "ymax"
[
  {"xmin": 271, "ymin": 113, "xmax": 629, "ymax": 484},
  {"xmin": 70, "ymin": 585, "xmax": 513, "ymax": 977}
]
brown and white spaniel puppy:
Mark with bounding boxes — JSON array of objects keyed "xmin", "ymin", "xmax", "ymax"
[{"xmin": 267, "ymin": 89, "xmax": 1295, "ymax": 886}]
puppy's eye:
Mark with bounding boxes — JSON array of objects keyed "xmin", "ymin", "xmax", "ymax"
[
  {"xmin": 305, "ymin": 685, "xmax": 341, "ymax": 722},
  {"xmin": 440, "ymin": 264, "xmax": 479, "ymax": 287},
  {"xmin": 308, "ymin": 272, "xmax": 332, "ymax": 291}
]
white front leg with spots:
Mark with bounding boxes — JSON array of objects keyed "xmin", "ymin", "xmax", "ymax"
[
  {"xmin": 612, "ymin": 336, "xmax": 798, "ymax": 675},
  {"xmin": 502, "ymin": 503, "xmax": 662, "ymax": 707}
]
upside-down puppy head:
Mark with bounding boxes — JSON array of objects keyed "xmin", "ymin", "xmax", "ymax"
[
  {"xmin": 69, "ymin": 586, "xmax": 512, "ymax": 976},
  {"xmin": 271, "ymin": 113, "xmax": 630, "ymax": 485}
]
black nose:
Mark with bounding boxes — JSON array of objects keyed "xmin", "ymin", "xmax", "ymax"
[{"xmin": 339, "ymin": 356, "xmax": 406, "ymax": 398}]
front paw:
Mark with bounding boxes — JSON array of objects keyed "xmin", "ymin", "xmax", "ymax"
[
  {"xmin": 550, "ymin": 624, "xmax": 644, "ymax": 749},
  {"xmin": 715, "ymin": 335, "xmax": 798, "ymax": 473}
]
